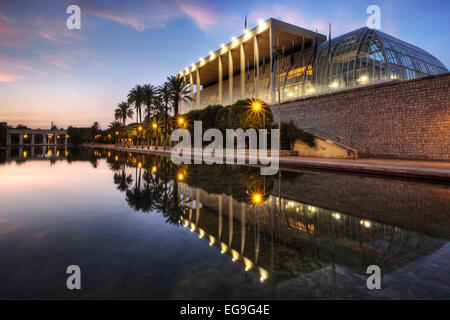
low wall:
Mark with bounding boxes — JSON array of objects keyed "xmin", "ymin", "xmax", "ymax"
[{"xmin": 272, "ymin": 73, "xmax": 450, "ymax": 160}]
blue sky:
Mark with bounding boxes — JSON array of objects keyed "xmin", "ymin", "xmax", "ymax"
[{"xmin": 0, "ymin": 0, "xmax": 449, "ymax": 128}]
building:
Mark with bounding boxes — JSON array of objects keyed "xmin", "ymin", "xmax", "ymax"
[{"xmin": 178, "ymin": 18, "xmax": 447, "ymax": 111}]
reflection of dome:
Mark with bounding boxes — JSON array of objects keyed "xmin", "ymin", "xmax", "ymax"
[{"xmin": 309, "ymin": 27, "xmax": 448, "ymax": 93}]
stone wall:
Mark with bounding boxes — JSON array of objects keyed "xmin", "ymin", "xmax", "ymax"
[{"xmin": 271, "ymin": 73, "xmax": 450, "ymax": 160}]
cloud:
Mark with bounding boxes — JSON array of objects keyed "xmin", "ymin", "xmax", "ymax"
[
  {"xmin": 38, "ymin": 48, "xmax": 91, "ymax": 71},
  {"xmin": 82, "ymin": 0, "xmax": 181, "ymax": 31},
  {"xmin": 178, "ymin": 2, "xmax": 219, "ymax": 31},
  {"xmin": 0, "ymin": 54, "xmax": 39, "ymax": 82}
]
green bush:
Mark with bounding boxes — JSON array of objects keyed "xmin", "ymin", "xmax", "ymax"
[{"xmin": 279, "ymin": 121, "xmax": 315, "ymax": 150}]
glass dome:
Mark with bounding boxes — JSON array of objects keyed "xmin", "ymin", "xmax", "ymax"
[{"xmin": 282, "ymin": 27, "xmax": 448, "ymax": 99}]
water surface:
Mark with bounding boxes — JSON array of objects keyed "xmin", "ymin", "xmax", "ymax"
[{"xmin": 0, "ymin": 147, "xmax": 449, "ymax": 299}]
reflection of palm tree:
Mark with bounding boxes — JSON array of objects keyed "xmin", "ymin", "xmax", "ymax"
[{"xmin": 114, "ymin": 166, "xmax": 133, "ymax": 192}]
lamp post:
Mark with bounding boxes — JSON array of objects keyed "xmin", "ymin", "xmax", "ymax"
[
  {"xmin": 152, "ymin": 122, "xmax": 158, "ymax": 150},
  {"xmin": 138, "ymin": 125, "xmax": 143, "ymax": 148}
]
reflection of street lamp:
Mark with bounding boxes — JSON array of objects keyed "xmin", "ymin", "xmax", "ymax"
[
  {"xmin": 177, "ymin": 173, "xmax": 184, "ymax": 181},
  {"xmin": 177, "ymin": 116, "xmax": 185, "ymax": 126}
]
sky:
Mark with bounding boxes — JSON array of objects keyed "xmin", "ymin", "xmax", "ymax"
[{"xmin": 0, "ymin": 0, "xmax": 449, "ymax": 129}]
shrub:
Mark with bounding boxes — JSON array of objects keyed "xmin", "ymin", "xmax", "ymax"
[{"xmin": 279, "ymin": 121, "xmax": 315, "ymax": 150}]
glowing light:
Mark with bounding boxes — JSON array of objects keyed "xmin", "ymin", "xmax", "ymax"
[
  {"xmin": 56, "ymin": 150, "xmax": 60, "ymax": 156},
  {"xmin": 177, "ymin": 117, "xmax": 185, "ymax": 126},
  {"xmin": 152, "ymin": 122, "xmax": 158, "ymax": 129},
  {"xmin": 306, "ymin": 87, "xmax": 315, "ymax": 94},
  {"xmin": 259, "ymin": 269, "xmax": 269, "ymax": 283},
  {"xmin": 251, "ymin": 192, "xmax": 263, "ymax": 205},
  {"xmin": 138, "ymin": 162, "xmax": 142, "ymax": 168},
  {"xmin": 65, "ymin": 151, "xmax": 69, "ymax": 156},
  {"xmin": 23, "ymin": 134, "xmax": 28, "ymax": 139},
  {"xmin": 243, "ymin": 257, "xmax": 253, "ymax": 271},
  {"xmin": 115, "ymin": 155, "xmax": 118, "ymax": 161},
  {"xmin": 258, "ymin": 19, "xmax": 264, "ymax": 25},
  {"xmin": 177, "ymin": 173, "xmax": 184, "ymax": 181},
  {"xmin": 152, "ymin": 166, "xmax": 157, "ymax": 173},
  {"xmin": 330, "ymin": 81, "xmax": 339, "ymax": 88},
  {"xmin": 23, "ymin": 150, "xmax": 27, "ymax": 158},
  {"xmin": 66, "ymin": 134, "xmax": 70, "ymax": 138},
  {"xmin": 360, "ymin": 220, "xmax": 372, "ymax": 228},
  {"xmin": 332, "ymin": 213, "xmax": 341, "ymax": 220},
  {"xmin": 115, "ymin": 131, "xmax": 119, "ymax": 135},
  {"xmin": 231, "ymin": 249, "xmax": 240, "ymax": 262},
  {"xmin": 358, "ymin": 75, "xmax": 369, "ymax": 84},
  {"xmin": 138, "ymin": 126, "xmax": 143, "ymax": 132},
  {"xmin": 220, "ymin": 243, "xmax": 228, "ymax": 254},
  {"xmin": 209, "ymin": 235, "xmax": 215, "ymax": 246},
  {"xmin": 199, "ymin": 229, "xmax": 205, "ymax": 239}
]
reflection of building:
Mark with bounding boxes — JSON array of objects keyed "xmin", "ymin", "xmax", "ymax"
[
  {"xmin": 1, "ymin": 146, "xmax": 69, "ymax": 163},
  {"xmin": 178, "ymin": 18, "xmax": 447, "ymax": 110},
  {"xmin": 177, "ymin": 181, "xmax": 446, "ymax": 283}
]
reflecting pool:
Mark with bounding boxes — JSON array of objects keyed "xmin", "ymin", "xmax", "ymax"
[{"xmin": 0, "ymin": 147, "xmax": 449, "ymax": 299}]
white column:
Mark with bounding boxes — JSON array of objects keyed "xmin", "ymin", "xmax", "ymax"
[
  {"xmin": 19, "ymin": 134, "xmax": 23, "ymax": 145},
  {"xmin": 270, "ymin": 24, "xmax": 275, "ymax": 104},
  {"xmin": 189, "ymin": 72, "xmax": 194, "ymax": 112},
  {"xmin": 240, "ymin": 42, "xmax": 245, "ymax": 99},
  {"xmin": 31, "ymin": 134, "xmax": 35, "ymax": 145},
  {"xmin": 196, "ymin": 68, "xmax": 200, "ymax": 110},
  {"xmin": 65, "ymin": 134, "xmax": 68, "ymax": 145},
  {"xmin": 218, "ymin": 55, "xmax": 223, "ymax": 105},
  {"xmin": 182, "ymin": 75, "xmax": 187, "ymax": 114},
  {"xmin": 6, "ymin": 133, "xmax": 11, "ymax": 146},
  {"xmin": 228, "ymin": 50, "xmax": 233, "ymax": 104},
  {"xmin": 43, "ymin": 134, "xmax": 47, "ymax": 145},
  {"xmin": 254, "ymin": 35, "xmax": 260, "ymax": 97}
]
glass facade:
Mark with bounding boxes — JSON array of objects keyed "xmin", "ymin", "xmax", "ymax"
[
  {"xmin": 280, "ymin": 27, "xmax": 448, "ymax": 100},
  {"xmin": 196, "ymin": 27, "xmax": 448, "ymax": 109}
]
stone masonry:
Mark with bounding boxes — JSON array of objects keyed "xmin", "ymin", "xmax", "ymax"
[{"xmin": 272, "ymin": 73, "xmax": 450, "ymax": 160}]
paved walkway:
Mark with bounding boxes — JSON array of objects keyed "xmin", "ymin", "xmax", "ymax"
[{"xmin": 85, "ymin": 144, "xmax": 450, "ymax": 182}]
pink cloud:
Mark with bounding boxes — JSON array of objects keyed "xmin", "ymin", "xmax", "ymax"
[
  {"xmin": 178, "ymin": 3, "xmax": 219, "ymax": 31},
  {"xmin": 38, "ymin": 48, "xmax": 91, "ymax": 71},
  {"xmin": 0, "ymin": 54, "xmax": 38, "ymax": 82}
]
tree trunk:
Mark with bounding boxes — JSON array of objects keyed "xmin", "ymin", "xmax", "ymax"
[{"xmin": 163, "ymin": 109, "xmax": 167, "ymax": 150}]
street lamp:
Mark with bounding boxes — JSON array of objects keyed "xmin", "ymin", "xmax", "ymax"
[
  {"xmin": 177, "ymin": 116, "xmax": 185, "ymax": 126},
  {"xmin": 251, "ymin": 192, "xmax": 263, "ymax": 205},
  {"xmin": 138, "ymin": 126, "xmax": 143, "ymax": 148}
]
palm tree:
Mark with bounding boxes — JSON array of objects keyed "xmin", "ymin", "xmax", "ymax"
[
  {"xmin": 157, "ymin": 82, "xmax": 172, "ymax": 150},
  {"xmin": 127, "ymin": 84, "xmax": 145, "ymax": 124},
  {"xmin": 108, "ymin": 120, "xmax": 122, "ymax": 132},
  {"xmin": 142, "ymin": 84, "xmax": 157, "ymax": 122},
  {"xmin": 114, "ymin": 101, "xmax": 134, "ymax": 126},
  {"xmin": 91, "ymin": 121, "xmax": 100, "ymax": 140},
  {"xmin": 167, "ymin": 76, "xmax": 193, "ymax": 117}
]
